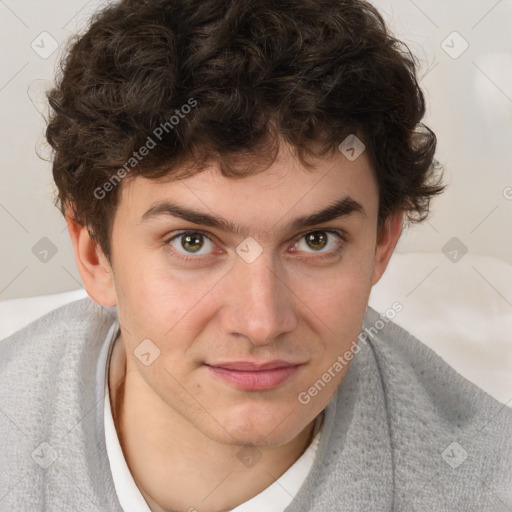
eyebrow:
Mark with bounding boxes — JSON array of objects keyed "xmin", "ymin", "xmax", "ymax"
[{"xmin": 141, "ymin": 196, "xmax": 366, "ymax": 237}]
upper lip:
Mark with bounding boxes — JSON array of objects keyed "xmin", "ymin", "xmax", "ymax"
[{"xmin": 207, "ymin": 360, "xmax": 303, "ymax": 371}]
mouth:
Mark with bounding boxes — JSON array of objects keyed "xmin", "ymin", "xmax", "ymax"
[{"xmin": 205, "ymin": 360, "xmax": 304, "ymax": 391}]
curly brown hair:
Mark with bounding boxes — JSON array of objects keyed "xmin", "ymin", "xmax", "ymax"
[{"xmin": 46, "ymin": 0, "xmax": 445, "ymax": 260}]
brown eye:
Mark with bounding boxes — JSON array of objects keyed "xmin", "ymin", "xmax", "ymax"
[
  {"xmin": 181, "ymin": 233, "xmax": 204, "ymax": 253},
  {"xmin": 294, "ymin": 230, "xmax": 344, "ymax": 255},
  {"xmin": 168, "ymin": 231, "xmax": 216, "ymax": 257},
  {"xmin": 305, "ymin": 231, "xmax": 328, "ymax": 251}
]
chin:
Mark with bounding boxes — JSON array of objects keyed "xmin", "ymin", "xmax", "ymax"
[{"xmin": 207, "ymin": 403, "xmax": 310, "ymax": 448}]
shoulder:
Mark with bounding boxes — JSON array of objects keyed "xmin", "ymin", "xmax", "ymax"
[
  {"xmin": 0, "ymin": 298, "xmax": 120, "ymax": 509},
  {"xmin": 362, "ymin": 305, "xmax": 512, "ymax": 509},
  {"xmin": 0, "ymin": 297, "xmax": 118, "ymax": 406},
  {"xmin": 0, "ymin": 297, "xmax": 117, "ymax": 364},
  {"xmin": 0, "ymin": 297, "xmax": 118, "ymax": 408},
  {"xmin": 361, "ymin": 304, "xmax": 509, "ymax": 423},
  {"xmin": 0, "ymin": 296, "xmax": 118, "ymax": 421}
]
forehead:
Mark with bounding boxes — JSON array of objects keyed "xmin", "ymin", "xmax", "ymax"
[{"xmin": 116, "ymin": 144, "xmax": 379, "ymax": 236}]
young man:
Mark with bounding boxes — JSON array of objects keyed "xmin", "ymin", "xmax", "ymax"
[{"xmin": 1, "ymin": 0, "xmax": 511, "ymax": 510}]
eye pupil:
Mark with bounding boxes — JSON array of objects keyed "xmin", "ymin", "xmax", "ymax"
[
  {"xmin": 306, "ymin": 231, "xmax": 327, "ymax": 251},
  {"xmin": 182, "ymin": 233, "xmax": 203, "ymax": 252}
]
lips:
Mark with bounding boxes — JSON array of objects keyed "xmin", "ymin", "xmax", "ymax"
[
  {"xmin": 208, "ymin": 360, "xmax": 299, "ymax": 371},
  {"xmin": 205, "ymin": 360, "xmax": 303, "ymax": 391}
]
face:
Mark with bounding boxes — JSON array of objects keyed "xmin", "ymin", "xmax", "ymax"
[{"xmin": 104, "ymin": 142, "xmax": 394, "ymax": 449}]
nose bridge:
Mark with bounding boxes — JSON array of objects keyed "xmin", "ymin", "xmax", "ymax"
[
  {"xmin": 242, "ymin": 253, "xmax": 281, "ymax": 304},
  {"xmin": 224, "ymin": 249, "xmax": 296, "ymax": 345}
]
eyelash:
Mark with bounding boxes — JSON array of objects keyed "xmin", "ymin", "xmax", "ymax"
[{"xmin": 164, "ymin": 229, "xmax": 347, "ymax": 263}]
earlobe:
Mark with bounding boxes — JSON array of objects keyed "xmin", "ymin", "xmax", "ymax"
[
  {"xmin": 371, "ymin": 211, "xmax": 403, "ymax": 286},
  {"xmin": 66, "ymin": 213, "xmax": 117, "ymax": 307}
]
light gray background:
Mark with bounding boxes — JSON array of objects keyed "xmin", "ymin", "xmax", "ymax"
[{"xmin": 1, "ymin": 0, "xmax": 511, "ymax": 299}]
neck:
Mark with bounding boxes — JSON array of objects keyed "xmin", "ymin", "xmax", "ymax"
[{"xmin": 108, "ymin": 333, "xmax": 319, "ymax": 512}]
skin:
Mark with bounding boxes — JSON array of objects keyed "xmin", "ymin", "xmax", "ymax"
[{"xmin": 68, "ymin": 140, "xmax": 403, "ymax": 512}]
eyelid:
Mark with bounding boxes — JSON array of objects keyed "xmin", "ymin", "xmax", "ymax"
[
  {"xmin": 166, "ymin": 229, "xmax": 216, "ymax": 244},
  {"xmin": 289, "ymin": 228, "xmax": 347, "ymax": 257},
  {"xmin": 165, "ymin": 229, "xmax": 220, "ymax": 260},
  {"xmin": 293, "ymin": 226, "xmax": 349, "ymax": 243}
]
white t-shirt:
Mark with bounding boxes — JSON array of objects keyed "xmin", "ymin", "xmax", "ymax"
[{"xmin": 103, "ymin": 334, "xmax": 324, "ymax": 512}]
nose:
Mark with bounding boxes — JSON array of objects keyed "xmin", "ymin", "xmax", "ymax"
[{"xmin": 219, "ymin": 251, "xmax": 298, "ymax": 346}]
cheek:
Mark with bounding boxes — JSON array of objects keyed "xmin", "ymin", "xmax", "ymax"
[
  {"xmin": 114, "ymin": 255, "xmax": 223, "ymax": 343},
  {"xmin": 300, "ymin": 246, "xmax": 373, "ymax": 298},
  {"xmin": 294, "ymin": 251, "xmax": 374, "ymax": 344}
]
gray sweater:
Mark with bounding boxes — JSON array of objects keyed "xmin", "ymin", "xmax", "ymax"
[{"xmin": 0, "ymin": 298, "xmax": 511, "ymax": 511}]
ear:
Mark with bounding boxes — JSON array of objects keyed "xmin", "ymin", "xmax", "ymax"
[
  {"xmin": 66, "ymin": 212, "xmax": 117, "ymax": 307},
  {"xmin": 371, "ymin": 211, "xmax": 403, "ymax": 286}
]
